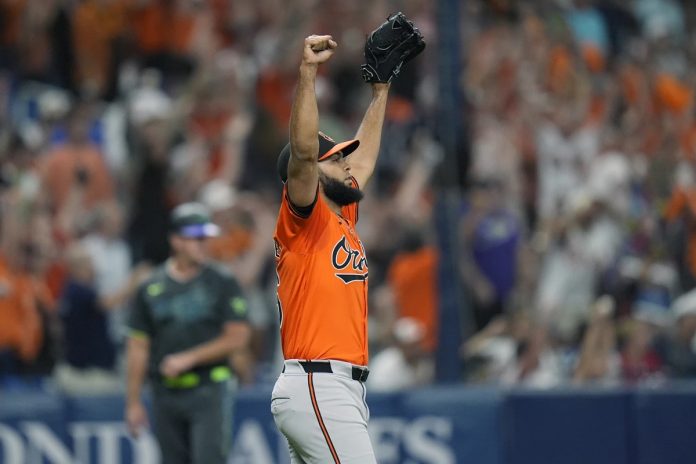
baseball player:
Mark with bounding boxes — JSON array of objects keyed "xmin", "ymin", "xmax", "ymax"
[
  {"xmin": 125, "ymin": 202, "xmax": 251, "ymax": 464},
  {"xmin": 270, "ymin": 14, "xmax": 424, "ymax": 464}
]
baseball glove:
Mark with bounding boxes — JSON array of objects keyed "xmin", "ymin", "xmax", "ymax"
[{"xmin": 361, "ymin": 12, "xmax": 426, "ymax": 84}]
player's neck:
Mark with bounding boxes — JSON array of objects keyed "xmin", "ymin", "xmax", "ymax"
[{"xmin": 167, "ymin": 257, "xmax": 203, "ymax": 282}]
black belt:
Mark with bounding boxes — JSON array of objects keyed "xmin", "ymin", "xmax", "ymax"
[{"xmin": 283, "ymin": 360, "xmax": 370, "ymax": 382}]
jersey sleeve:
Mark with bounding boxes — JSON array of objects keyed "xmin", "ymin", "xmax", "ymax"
[
  {"xmin": 341, "ymin": 176, "xmax": 360, "ymax": 225},
  {"xmin": 275, "ymin": 184, "xmax": 333, "ymax": 253},
  {"xmin": 127, "ymin": 285, "xmax": 154, "ymax": 338},
  {"xmin": 218, "ymin": 274, "xmax": 249, "ymax": 323}
]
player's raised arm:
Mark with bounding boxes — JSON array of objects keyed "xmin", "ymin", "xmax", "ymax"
[
  {"xmin": 286, "ymin": 35, "xmax": 338, "ymax": 207},
  {"xmin": 347, "ymin": 83, "xmax": 390, "ymax": 188},
  {"xmin": 348, "ymin": 12, "xmax": 425, "ymax": 188}
]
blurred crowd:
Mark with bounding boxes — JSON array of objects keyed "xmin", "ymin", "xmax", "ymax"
[
  {"xmin": 459, "ymin": 0, "xmax": 696, "ymax": 388},
  {"xmin": 1, "ymin": 0, "xmax": 696, "ymax": 395}
]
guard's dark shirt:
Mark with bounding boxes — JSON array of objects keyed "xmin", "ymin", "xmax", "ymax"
[{"xmin": 128, "ymin": 263, "xmax": 248, "ymax": 379}]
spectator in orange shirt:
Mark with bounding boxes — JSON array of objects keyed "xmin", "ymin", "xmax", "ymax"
[
  {"xmin": 387, "ymin": 231, "xmax": 439, "ymax": 353},
  {"xmin": 72, "ymin": 0, "xmax": 128, "ymax": 97},
  {"xmin": 39, "ymin": 102, "xmax": 115, "ymax": 228},
  {"xmin": 0, "ymin": 253, "xmax": 43, "ymax": 379},
  {"xmin": 129, "ymin": 0, "xmax": 215, "ymax": 87}
]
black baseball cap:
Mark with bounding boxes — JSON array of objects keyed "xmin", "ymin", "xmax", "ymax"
[
  {"xmin": 169, "ymin": 202, "xmax": 220, "ymax": 238},
  {"xmin": 277, "ymin": 132, "xmax": 360, "ymax": 183}
]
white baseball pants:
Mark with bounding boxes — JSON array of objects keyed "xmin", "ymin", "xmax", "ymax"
[{"xmin": 271, "ymin": 359, "xmax": 377, "ymax": 464}]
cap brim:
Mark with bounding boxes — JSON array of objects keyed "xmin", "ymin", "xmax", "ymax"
[
  {"xmin": 318, "ymin": 139, "xmax": 360, "ymax": 161},
  {"xmin": 177, "ymin": 223, "xmax": 220, "ymax": 238}
]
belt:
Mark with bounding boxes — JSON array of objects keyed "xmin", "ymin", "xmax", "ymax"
[
  {"xmin": 161, "ymin": 365, "xmax": 232, "ymax": 389},
  {"xmin": 282, "ymin": 359, "xmax": 370, "ymax": 382}
]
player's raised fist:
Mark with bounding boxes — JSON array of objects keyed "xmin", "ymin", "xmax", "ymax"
[{"xmin": 303, "ymin": 35, "xmax": 337, "ymax": 65}]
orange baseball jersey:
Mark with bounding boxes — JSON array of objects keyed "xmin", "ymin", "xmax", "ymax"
[{"xmin": 274, "ymin": 178, "xmax": 369, "ymax": 366}]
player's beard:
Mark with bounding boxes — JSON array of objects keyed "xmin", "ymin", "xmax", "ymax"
[{"xmin": 319, "ymin": 173, "xmax": 364, "ymax": 206}]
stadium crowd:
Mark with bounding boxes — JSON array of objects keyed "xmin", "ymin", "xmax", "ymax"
[{"xmin": 1, "ymin": 0, "xmax": 696, "ymax": 394}]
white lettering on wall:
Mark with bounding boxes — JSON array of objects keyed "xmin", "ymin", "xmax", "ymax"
[
  {"xmin": 0, "ymin": 424, "xmax": 24, "ymax": 464},
  {"xmin": 369, "ymin": 417, "xmax": 455, "ymax": 464},
  {"xmin": 229, "ymin": 420, "xmax": 274, "ymax": 463},
  {"xmin": 0, "ymin": 416, "xmax": 455, "ymax": 463},
  {"xmin": 369, "ymin": 418, "xmax": 406, "ymax": 463},
  {"xmin": 22, "ymin": 422, "xmax": 73, "ymax": 464},
  {"xmin": 403, "ymin": 417, "xmax": 455, "ymax": 464},
  {"xmin": 71, "ymin": 422, "xmax": 159, "ymax": 464},
  {"xmin": 0, "ymin": 422, "xmax": 160, "ymax": 464}
]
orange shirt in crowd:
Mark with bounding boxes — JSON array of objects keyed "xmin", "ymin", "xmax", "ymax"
[
  {"xmin": 0, "ymin": 256, "xmax": 42, "ymax": 362},
  {"xmin": 130, "ymin": 2, "xmax": 195, "ymax": 55},
  {"xmin": 654, "ymin": 73, "xmax": 693, "ymax": 115},
  {"xmin": 581, "ymin": 44, "xmax": 605, "ymax": 74},
  {"xmin": 39, "ymin": 144, "xmax": 114, "ymax": 212},
  {"xmin": 0, "ymin": 0, "xmax": 26, "ymax": 46},
  {"xmin": 44, "ymin": 260, "xmax": 68, "ymax": 302},
  {"xmin": 72, "ymin": 0, "xmax": 128, "ymax": 94},
  {"xmin": 188, "ymin": 109, "xmax": 233, "ymax": 177},
  {"xmin": 387, "ymin": 246, "xmax": 439, "ymax": 352},
  {"xmin": 386, "ymin": 96, "xmax": 416, "ymax": 124},
  {"xmin": 619, "ymin": 64, "xmax": 645, "ymax": 106},
  {"xmin": 547, "ymin": 45, "xmax": 573, "ymax": 95},
  {"xmin": 274, "ymin": 180, "xmax": 369, "ymax": 366},
  {"xmin": 256, "ymin": 68, "xmax": 295, "ymax": 129},
  {"xmin": 207, "ymin": 227, "xmax": 253, "ymax": 262}
]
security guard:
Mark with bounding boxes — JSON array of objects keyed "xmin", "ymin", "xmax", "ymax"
[{"xmin": 125, "ymin": 202, "xmax": 250, "ymax": 464}]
